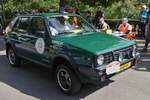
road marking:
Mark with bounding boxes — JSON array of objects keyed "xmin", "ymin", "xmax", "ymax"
[
  {"xmin": 140, "ymin": 58, "xmax": 150, "ymax": 62},
  {"xmin": 0, "ymin": 50, "xmax": 6, "ymax": 55}
]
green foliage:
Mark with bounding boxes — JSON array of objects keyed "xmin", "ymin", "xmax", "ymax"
[
  {"xmin": 2, "ymin": 0, "xmax": 146, "ymax": 21},
  {"xmin": 77, "ymin": 0, "xmax": 124, "ymax": 7},
  {"xmin": 135, "ymin": 0, "xmax": 149, "ymax": 4},
  {"xmin": 4, "ymin": 0, "xmax": 59, "ymax": 20},
  {"xmin": 4, "ymin": 0, "xmax": 31, "ymax": 19},
  {"xmin": 72, "ymin": 0, "xmax": 141, "ymax": 19},
  {"xmin": 30, "ymin": 1, "xmax": 40, "ymax": 9},
  {"xmin": 104, "ymin": 0, "xmax": 140, "ymax": 19}
]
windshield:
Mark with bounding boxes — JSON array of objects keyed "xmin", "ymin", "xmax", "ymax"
[{"xmin": 48, "ymin": 15, "xmax": 95, "ymax": 36}]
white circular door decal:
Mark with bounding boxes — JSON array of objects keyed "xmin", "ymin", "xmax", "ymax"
[{"xmin": 35, "ymin": 38, "xmax": 45, "ymax": 54}]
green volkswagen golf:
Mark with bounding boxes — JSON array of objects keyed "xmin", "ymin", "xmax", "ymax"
[{"xmin": 5, "ymin": 13, "xmax": 137, "ymax": 95}]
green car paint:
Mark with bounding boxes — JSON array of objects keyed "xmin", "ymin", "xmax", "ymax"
[
  {"xmin": 5, "ymin": 13, "xmax": 137, "ymax": 87},
  {"xmin": 52, "ymin": 32, "xmax": 135, "ymax": 55}
]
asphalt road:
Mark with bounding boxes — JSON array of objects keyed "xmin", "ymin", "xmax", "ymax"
[{"xmin": 0, "ymin": 36, "xmax": 150, "ymax": 100}]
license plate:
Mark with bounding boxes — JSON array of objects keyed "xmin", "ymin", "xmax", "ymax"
[
  {"xmin": 119, "ymin": 62, "xmax": 132, "ymax": 72},
  {"xmin": 106, "ymin": 61, "xmax": 120, "ymax": 75}
]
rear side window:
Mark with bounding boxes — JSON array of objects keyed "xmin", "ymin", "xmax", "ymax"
[
  {"xmin": 16, "ymin": 17, "xmax": 30, "ymax": 33},
  {"xmin": 30, "ymin": 17, "xmax": 45, "ymax": 37}
]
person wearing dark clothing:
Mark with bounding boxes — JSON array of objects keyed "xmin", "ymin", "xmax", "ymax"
[
  {"xmin": 96, "ymin": 18, "xmax": 110, "ymax": 31},
  {"xmin": 85, "ymin": 11, "xmax": 93, "ymax": 23},
  {"xmin": 139, "ymin": 5, "xmax": 147, "ymax": 37},
  {"xmin": 143, "ymin": 4, "xmax": 150, "ymax": 52},
  {"xmin": 144, "ymin": 25, "xmax": 150, "ymax": 51},
  {"xmin": 146, "ymin": 7, "xmax": 150, "ymax": 25},
  {"xmin": 94, "ymin": 10, "xmax": 104, "ymax": 28},
  {"xmin": 59, "ymin": 0, "xmax": 66, "ymax": 13},
  {"xmin": 75, "ymin": 8, "xmax": 80, "ymax": 15}
]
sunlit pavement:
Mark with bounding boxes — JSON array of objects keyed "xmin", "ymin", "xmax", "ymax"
[{"xmin": 0, "ymin": 36, "xmax": 150, "ymax": 100}]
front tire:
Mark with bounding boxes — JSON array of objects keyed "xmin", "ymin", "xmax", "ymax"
[
  {"xmin": 7, "ymin": 47, "xmax": 21, "ymax": 67},
  {"xmin": 56, "ymin": 64, "xmax": 81, "ymax": 95}
]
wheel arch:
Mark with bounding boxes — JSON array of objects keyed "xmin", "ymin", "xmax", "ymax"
[
  {"xmin": 52, "ymin": 55, "xmax": 73, "ymax": 71},
  {"xmin": 5, "ymin": 42, "xmax": 17, "ymax": 56},
  {"xmin": 52, "ymin": 55, "xmax": 80, "ymax": 81},
  {"xmin": 6, "ymin": 42, "xmax": 12, "ymax": 56}
]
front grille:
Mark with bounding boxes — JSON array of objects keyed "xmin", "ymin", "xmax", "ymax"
[
  {"xmin": 114, "ymin": 47, "xmax": 133, "ymax": 60},
  {"xmin": 104, "ymin": 47, "xmax": 133, "ymax": 64},
  {"xmin": 104, "ymin": 53, "xmax": 113, "ymax": 64}
]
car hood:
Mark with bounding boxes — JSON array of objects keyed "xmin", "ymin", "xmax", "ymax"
[{"xmin": 52, "ymin": 32, "xmax": 135, "ymax": 55}]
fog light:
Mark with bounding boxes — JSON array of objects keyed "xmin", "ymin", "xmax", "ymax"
[
  {"xmin": 97, "ymin": 55, "xmax": 104, "ymax": 65},
  {"xmin": 132, "ymin": 45, "xmax": 136, "ymax": 57},
  {"xmin": 119, "ymin": 52, "xmax": 123, "ymax": 62}
]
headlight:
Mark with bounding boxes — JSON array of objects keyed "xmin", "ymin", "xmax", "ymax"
[
  {"xmin": 97, "ymin": 55, "xmax": 104, "ymax": 65},
  {"xmin": 119, "ymin": 52, "xmax": 123, "ymax": 62},
  {"xmin": 132, "ymin": 45, "xmax": 136, "ymax": 57}
]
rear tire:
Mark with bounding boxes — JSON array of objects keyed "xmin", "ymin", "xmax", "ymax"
[
  {"xmin": 56, "ymin": 63, "xmax": 81, "ymax": 95},
  {"xmin": 7, "ymin": 47, "xmax": 21, "ymax": 67}
]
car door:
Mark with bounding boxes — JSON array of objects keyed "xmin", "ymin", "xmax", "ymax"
[
  {"xmin": 24, "ymin": 16, "xmax": 50, "ymax": 65},
  {"xmin": 10, "ymin": 17, "xmax": 31, "ymax": 58}
]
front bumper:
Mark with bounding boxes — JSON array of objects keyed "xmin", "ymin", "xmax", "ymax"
[{"xmin": 77, "ymin": 54, "xmax": 139, "ymax": 84}]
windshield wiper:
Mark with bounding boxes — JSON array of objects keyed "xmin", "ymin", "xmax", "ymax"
[
  {"xmin": 77, "ymin": 30, "xmax": 93, "ymax": 35},
  {"xmin": 58, "ymin": 31, "xmax": 74, "ymax": 35}
]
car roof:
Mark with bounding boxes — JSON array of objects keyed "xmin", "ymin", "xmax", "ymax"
[{"xmin": 18, "ymin": 13, "xmax": 78, "ymax": 17}]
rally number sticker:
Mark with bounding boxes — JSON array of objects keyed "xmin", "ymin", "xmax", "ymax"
[
  {"xmin": 35, "ymin": 38, "xmax": 45, "ymax": 54},
  {"xmin": 106, "ymin": 61, "xmax": 120, "ymax": 75}
]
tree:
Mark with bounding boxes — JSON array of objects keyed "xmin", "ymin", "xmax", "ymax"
[
  {"xmin": 105, "ymin": 0, "xmax": 138, "ymax": 19},
  {"xmin": 3, "ymin": 0, "xmax": 147, "ymax": 22},
  {"xmin": 4, "ymin": 0, "xmax": 59, "ymax": 20},
  {"xmin": 77, "ymin": 0, "xmax": 124, "ymax": 7}
]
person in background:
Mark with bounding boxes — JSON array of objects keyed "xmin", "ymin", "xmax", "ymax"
[
  {"xmin": 65, "ymin": 7, "xmax": 79, "ymax": 27},
  {"xmin": 139, "ymin": 5, "xmax": 147, "ymax": 37},
  {"xmin": 119, "ymin": 17, "xmax": 132, "ymax": 34},
  {"xmin": 97, "ymin": 18, "xmax": 110, "ymax": 32},
  {"xmin": 59, "ymin": 0, "xmax": 66, "ymax": 13},
  {"xmin": 64, "ymin": 6, "xmax": 73, "ymax": 13},
  {"xmin": 75, "ymin": 8, "xmax": 81, "ymax": 15},
  {"xmin": 118, "ymin": 17, "xmax": 135, "ymax": 39},
  {"xmin": 31, "ymin": 9, "xmax": 38, "ymax": 14},
  {"xmin": 94, "ymin": 8, "xmax": 104, "ymax": 27},
  {"xmin": 85, "ymin": 11, "xmax": 93, "ymax": 23},
  {"xmin": 142, "ymin": 4, "xmax": 150, "ymax": 52}
]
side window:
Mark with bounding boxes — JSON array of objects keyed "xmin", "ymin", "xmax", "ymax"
[
  {"xmin": 14, "ymin": 17, "xmax": 30, "ymax": 33},
  {"xmin": 30, "ymin": 17, "xmax": 45, "ymax": 37},
  {"xmin": 12, "ymin": 17, "xmax": 19, "ymax": 30},
  {"xmin": 5, "ymin": 17, "xmax": 19, "ymax": 34},
  {"xmin": 18, "ymin": 17, "xmax": 30, "ymax": 32}
]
